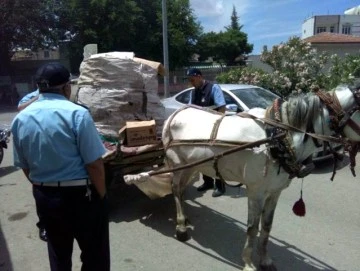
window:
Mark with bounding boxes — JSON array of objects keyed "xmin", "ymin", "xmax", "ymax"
[
  {"xmin": 175, "ymin": 89, "xmax": 191, "ymax": 104},
  {"xmin": 342, "ymin": 24, "xmax": 351, "ymax": 35},
  {"xmin": 223, "ymin": 91, "xmax": 243, "ymax": 112},
  {"xmin": 330, "ymin": 26, "xmax": 335, "ymax": 33},
  {"xmin": 316, "ymin": 26, "xmax": 326, "ymax": 34},
  {"xmin": 44, "ymin": 51, "xmax": 50, "ymax": 58}
]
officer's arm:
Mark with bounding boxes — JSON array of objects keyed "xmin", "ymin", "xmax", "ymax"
[
  {"xmin": 85, "ymin": 158, "xmax": 106, "ymax": 198},
  {"xmin": 18, "ymin": 96, "xmax": 39, "ymax": 111},
  {"xmin": 212, "ymin": 84, "xmax": 226, "ymax": 114}
]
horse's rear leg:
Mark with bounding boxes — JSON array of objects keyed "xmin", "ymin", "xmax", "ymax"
[
  {"xmin": 172, "ymin": 169, "xmax": 194, "ymax": 242},
  {"xmin": 242, "ymin": 195, "xmax": 262, "ymax": 271},
  {"xmin": 257, "ymin": 192, "xmax": 281, "ymax": 271}
]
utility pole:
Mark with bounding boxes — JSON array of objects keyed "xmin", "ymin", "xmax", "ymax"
[{"xmin": 162, "ymin": 0, "xmax": 170, "ymax": 98}]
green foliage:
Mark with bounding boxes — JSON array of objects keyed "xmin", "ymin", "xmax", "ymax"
[
  {"xmin": 64, "ymin": 0, "xmax": 202, "ymax": 72},
  {"xmin": 226, "ymin": 5, "xmax": 242, "ymax": 31},
  {"xmin": 196, "ymin": 6, "xmax": 252, "ymax": 66},
  {"xmin": 0, "ymin": 0, "xmax": 67, "ymax": 74},
  {"xmin": 216, "ymin": 67, "xmax": 280, "ymax": 95},
  {"xmin": 327, "ymin": 54, "xmax": 360, "ymax": 87},
  {"xmin": 0, "ymin": 0, "xmax": 202, "ymax": 74},
  {"xmin": 216, "ymin": 36, "xmax": 360, "ymax": 97}
]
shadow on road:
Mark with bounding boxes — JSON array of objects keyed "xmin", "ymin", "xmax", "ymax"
[
  {"xmin": 0, "ymin": 224, "xmax": 13, "ymax": 271},
  {"xmin": 0, "ymin": 166, "xmax": 19, "ymax": 179},
  {"xmin": 109, "ymin": 183, "xmax": 338, "ymax": 271},
  {"xmin": 312, "ymin": 154, "xmax": 350, "ymax": 175}
]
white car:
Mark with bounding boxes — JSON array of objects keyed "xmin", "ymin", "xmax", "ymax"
[{"xmin": 161, "ymin": 84, "xmax": 280, "ymax": 117}]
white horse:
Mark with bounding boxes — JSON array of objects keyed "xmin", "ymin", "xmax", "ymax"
[{"xmin": 125, "ymin": 86, "xmax": 360, "ymax": 271}]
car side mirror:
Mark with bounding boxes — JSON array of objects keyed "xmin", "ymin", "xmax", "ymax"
[{"xmin": 226, "ymin": 104, "xmax": 239, "ymax": 112}]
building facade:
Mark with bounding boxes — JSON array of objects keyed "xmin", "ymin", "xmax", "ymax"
[{"xmin": 302, "ymin": 14, "xmax": 360, "ymax": 39}]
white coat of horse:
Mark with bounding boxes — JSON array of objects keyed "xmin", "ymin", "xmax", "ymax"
[{"xmin": 125, "ymin": 86, "xmax": 360, "ymax": 271}]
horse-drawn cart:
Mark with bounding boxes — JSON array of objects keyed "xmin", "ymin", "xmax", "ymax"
[{"xmin": 102, "ymin": 140, "xmax": 165, "ymax": 186}]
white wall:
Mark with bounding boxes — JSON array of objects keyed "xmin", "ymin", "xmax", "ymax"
[
  {"xmin": 339, "ymin": 15, "xmax": 360, "ymax": 36},
  {"xmin": 302, "ymin": 17, "xmax": 315, "ymax": 39}
]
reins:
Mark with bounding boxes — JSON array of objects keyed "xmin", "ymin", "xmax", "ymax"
[{"xmin": 238, "ymin": 112, "xmax": 344, "ymax": 144}]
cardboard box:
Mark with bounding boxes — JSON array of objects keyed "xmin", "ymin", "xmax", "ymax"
[{"xmin": 119, "ymin": 120, "xmax": 157, "ymax": 147}]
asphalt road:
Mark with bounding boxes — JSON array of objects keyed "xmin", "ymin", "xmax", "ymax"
[{"xmin": 1, "ymin": 107, "xmax": 360, "ymax": 271}]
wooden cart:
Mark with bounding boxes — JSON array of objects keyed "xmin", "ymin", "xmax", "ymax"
[{"xmin": 102, "ymin": 140, "xmax": 165, "ymax": 187}]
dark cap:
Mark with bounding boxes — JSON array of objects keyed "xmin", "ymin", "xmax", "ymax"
[
  {"xmin": 186, "ymin": 68, "xmax": 202, "ymax": 77},
  {"xmin": 35, "ymin": 62, "xmax": 70, "ymax": 87}
]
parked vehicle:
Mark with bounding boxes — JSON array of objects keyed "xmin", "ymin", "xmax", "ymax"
[
  {"xmin": 161, "ymin": 84, "xmax": 280, "ymax": 117},
  {"xmin": 0, "ymin": 128, "xmax": 11, "ymax": 165}
]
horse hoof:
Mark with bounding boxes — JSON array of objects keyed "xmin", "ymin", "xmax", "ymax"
[
  {"xmin": 260, "ymin": 264, "xmax": 277, "ymax": 271},
  {"xmin": 176, "ymin": 230, "xmax": 189, "ymax": 242}
]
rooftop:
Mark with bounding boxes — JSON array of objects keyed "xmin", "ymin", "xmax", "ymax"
[{"xmin": 304, "ymin": 32, "xmax": 360, "ymax": 43}]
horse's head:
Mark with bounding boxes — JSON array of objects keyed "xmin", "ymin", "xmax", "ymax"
[{"xmin": 333, "ymin": 85, "xmax": 360, "ymax": 142}]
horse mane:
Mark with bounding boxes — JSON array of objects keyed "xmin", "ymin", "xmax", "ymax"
[{"xmin": 284, "ymin": 92, "xmax": 322, "ymax": 129}]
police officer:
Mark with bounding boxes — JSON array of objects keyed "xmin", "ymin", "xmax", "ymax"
[
  {"xmin": 11, "ymin": 62, "xmax": 110, "ymax": 270},
  {"xmin": 186, "ymin": 68, "xmax": 226, "ymax": 197}
]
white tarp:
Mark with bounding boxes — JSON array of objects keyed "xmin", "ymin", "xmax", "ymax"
[{"xmin": 76, "ymin": 52, "xmax": 166, "ymax": 137}]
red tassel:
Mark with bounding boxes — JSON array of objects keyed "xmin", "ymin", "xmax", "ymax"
[
  {"xmin": 293, "ymin": 181, "xmax": 306, "ymax": 217},
  {"xmin": 292, "ymin": 196, "xmax": 306, "ymax": 217}
]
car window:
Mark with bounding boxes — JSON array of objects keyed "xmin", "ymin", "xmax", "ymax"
[
  {"xmin": 175, "ymin": 89, "xmax": 192, "ymax": 104},
  {"xmin": 230, "ymin": 87, "xmax": 278, "ymax": 109},
  {"xmin": 223, "ymin": 92, "xmax": 244, "ymax": 112}
]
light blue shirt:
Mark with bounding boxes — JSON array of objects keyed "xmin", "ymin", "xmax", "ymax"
[
  {"xmin": 189, "ymin": 83, "xmax": 226, "ymax": 107},
  {"xmin": 11, "ymin": 93, "xmax": 106, "ymax": 183},
  {"xmin": 18, "ymin": 89, "xmax": 39, "ymax": 106}
]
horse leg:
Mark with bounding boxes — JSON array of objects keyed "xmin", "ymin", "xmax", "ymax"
[
  {"xmin": 242, "ymin": 194, "xmax": 262, "ymax": 271},
  {"xmin": 172, "ymin": 169, "xmax": 193, "ymax": 242},
  {"xmin": 257, "ymin": 191, "xmax": 281, "ymax": 271}
]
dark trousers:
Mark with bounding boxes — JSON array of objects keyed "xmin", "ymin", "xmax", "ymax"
[
  {"xmin": 33, "ymin": 185, "xmax": 110, "ymax": 271},
  {"xmin": 33, "ymin": 186, "xmax": 45, "ymax": 229},
  {"xmin": 203, "ymin": 175, "xmax": 224, "ymax": 190}
]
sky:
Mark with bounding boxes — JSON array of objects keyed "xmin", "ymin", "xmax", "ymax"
[{"xmin": 189, "ymin": 0, "xmax": 360, "ymax": 54}]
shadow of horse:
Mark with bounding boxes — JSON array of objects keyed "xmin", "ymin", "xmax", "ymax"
[
  {"xmin": 109, "ymin": 184, "xmax": 338, "ymax": 271},
  {"xmin": 312, "ymin": 155, "xmax": 350, "ymax": 175}
]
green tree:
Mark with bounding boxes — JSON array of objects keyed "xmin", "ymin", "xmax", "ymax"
[
  {"xmin": 0, "ymin": 0, "xmax": 67, "ymax": 75},
  {"xmin": 165, "ymin": 0, "xmax": 202, "ymax": 69},
  {"xmin": 196, "ymin": 6, "xmax": 252, "ymax": 66},
  {"xmin": 63, "ymin": 0, "xmax": 201, "ymax": 72},
  {"xmin": 64, "ymin": 0, "xmax": 142, "ymax": 72},
  {"xmin": 226, "ymin": 5, "xmax": 242, "ymax": 31}
]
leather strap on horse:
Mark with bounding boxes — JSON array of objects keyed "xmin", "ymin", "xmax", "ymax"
[
  {"xmin": 164, "ymin": 105, "xmax": 225, "ymax": 150},
  {"xmin": 314, "ymin": 88, "xmax": 345, "ymax": 132},
  {"xmin": 210, "ymin": 115, "xmax": 226, "ymax": 142},
  {"xmin": 147, "ymin": 133, "xmax": 286, "ymax": 177},
  {"xmin": 314, "ymin": 88, "xmax": 344, "ymax": 117}
]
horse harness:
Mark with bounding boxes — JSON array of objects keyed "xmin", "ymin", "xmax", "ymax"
[{"xmin": 263, "ymin": 98, "xmax": 305, "ymax": 178}]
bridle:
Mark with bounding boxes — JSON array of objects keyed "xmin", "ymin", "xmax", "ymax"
[
  {"xmin": 314, "ymin": 87, "xmax": 360, "ymax": 177},
  {"xmin": 314, "ymin": 88, "xmax": 360, "ymax": 137}
]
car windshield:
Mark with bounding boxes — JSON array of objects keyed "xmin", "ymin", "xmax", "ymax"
[{"xmin": 230, "ymin": 87, "xmax": 278, "ymax": 109}]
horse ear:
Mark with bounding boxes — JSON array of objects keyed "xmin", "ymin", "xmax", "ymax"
[{"xmin": 292, "ymin": 190, "xmax": 306, "ymax": 217}]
